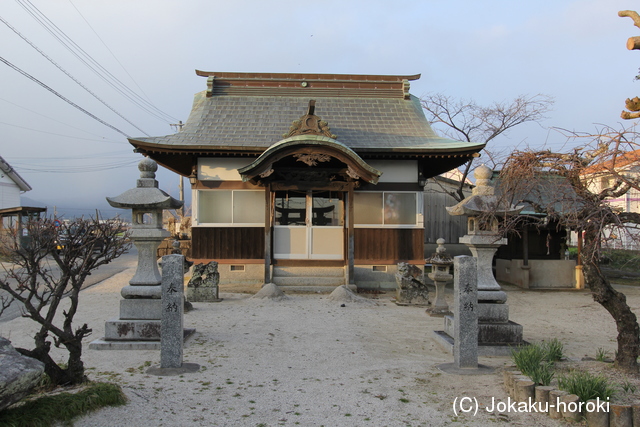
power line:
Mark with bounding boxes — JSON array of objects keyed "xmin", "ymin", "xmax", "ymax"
[
  {"xmin": 0, "ymin": 13, "xmax": 150, "ymax": 136},
  {"xmin": 0, "ymin": 120, "xmax": 127, "ymax": 144},
  {"xmin": 0, "ymin": 55, "xmax": 130, "ymax": 137},
  {"xmin": 15, "ymin": 0, "xmax": 180, "ymax": 125},
  {"xmin": 67, "ymin": 0, "xmax": 155, "ymax": 106},
  {"xmin": 9, "ymin": 150, "xmax": 132, "ymax": 160},
  {"xmin": 14, "ymin": 158, "xmax": 139, "ymax": 173},
  {"xmin": 0, "ymin": 97, "xmax": 120, "ymax": 140}
]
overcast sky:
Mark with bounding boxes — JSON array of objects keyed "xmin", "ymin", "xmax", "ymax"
[{"xmin": 1, "ymin": 0, "xmax": 638, "ymax": 218}]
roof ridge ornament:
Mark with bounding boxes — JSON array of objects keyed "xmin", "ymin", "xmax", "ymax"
[{"xmin": 282, "ymin": 100, "xmax": 337, "ymax": 139}]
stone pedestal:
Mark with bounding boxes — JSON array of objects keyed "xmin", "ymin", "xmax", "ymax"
[{"xmin": 459, "ymin": 233, "xmax": 523, "ymax": 351}]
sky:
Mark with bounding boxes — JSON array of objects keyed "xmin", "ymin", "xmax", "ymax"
[{"xmin": 0, "ymin": 0, "xmax": 639, "ymax": 219}]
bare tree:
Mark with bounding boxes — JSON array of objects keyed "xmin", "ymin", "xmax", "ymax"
[
  {"xmin": 498, "ymin": 125, "xmax": 640, "ymax": 372},
  {"xmin": 421, "ymin": 93, "xmax": 554, "ymax": 201},
  {"xmin": 0, "ymin": 218, "xmax": 130, "ymax": 385},
  {"xmin": 619, "ymin": 10, "xmax": 640, "ymax": 119}
]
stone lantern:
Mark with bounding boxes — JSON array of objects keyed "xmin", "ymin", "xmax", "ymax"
[
  {"xmin": 426, "ymin": 238, "xmax": 452, "ymax": 317},
  {"xmin": 90, "ymin": 157, "xmax": 183, "ymax": 349},
  {"xmin": 443, "ymin": 165, "xmax": 526, "ymax": 354}
]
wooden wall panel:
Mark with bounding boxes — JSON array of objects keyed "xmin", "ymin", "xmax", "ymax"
[
  {"xmin": 354, "ymin": 228, "xmax": 424, "ymax": 262},
  {"xmin": 192, "ymin": 227, "xmax": 264, "ymax": 259}
]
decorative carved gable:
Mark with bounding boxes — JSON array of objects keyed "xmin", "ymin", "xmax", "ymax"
[{"xmin": 282, "ymin": 100, "xmax": 337, "ymax": 139}]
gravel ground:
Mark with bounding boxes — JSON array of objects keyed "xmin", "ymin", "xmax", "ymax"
[{"xmin": 1, "ymin": 267, "xmax": 638, "ymax": 427}]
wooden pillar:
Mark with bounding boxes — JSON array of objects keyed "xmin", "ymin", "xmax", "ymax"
[
  {"xmin": 264, "ymin": 184, "xmax": 272, "ymax": 284},
  {"xmin": 347, "ymin": 183, "xmax": 355, "ymax": 285},
  {"xmin": 575, "ymin": 229, "xmax": 584, "ymax": 289},
  {"xmin": 521, "ymin": 224, "xmax": 531, "ymax": 288},
  {"xmin": 522, "ymin": 225, "xmax": 529, "ymax": 266},
  {"xmin": 577, "ymin": 229, "xmax": 582, "ymax": 266}
]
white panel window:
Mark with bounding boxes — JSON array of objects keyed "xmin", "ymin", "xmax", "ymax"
[
  {"xmin": 354, "ymin": 191, "xmax": 420, "ymax": 227},
  {"xmin": 196, "ymin": 190, "xmax": 264, "ymax": 226}
]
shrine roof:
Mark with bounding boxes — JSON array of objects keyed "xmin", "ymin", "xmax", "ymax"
[{"xmin": 129, "ymin": 72, "xmax": 484, "ymax": 156}]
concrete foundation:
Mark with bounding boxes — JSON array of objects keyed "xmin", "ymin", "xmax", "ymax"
[
  {"xmin": 496, "ymin": 259, "xmax": 577, "ymax": 289},
  {"xmin": 211, "ymin": 263, "xmax": 405, "ymax": 292}
]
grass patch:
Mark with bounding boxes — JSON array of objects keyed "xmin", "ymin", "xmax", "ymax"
[
  {"xmin": 511, "ymin": 341, "xmax": 561, "ymax": 386},
  {"xmin": 541, "ymin": 338, "xmax": 564, "ymax": 362},
  {"xmin": 0, "ymin": 382, "xmax": 127, "ymax": 427},
  {"xmin": 595, "ymin": 347, "xmax": 610, "ymax": 362},
  {"xmin": 558, "ymin": 370, "xmax": 616, "ymax": 402}
]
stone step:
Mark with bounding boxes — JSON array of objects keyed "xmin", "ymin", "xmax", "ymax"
[
  {"xmin": 272, "ymin": 276, "xmax": 345, "ymax": 287},
  {"xmin": 273, "ymin": 266, "xmax": 345, "ymax": 277},
  {"xmin": 271, "ymin": 284, "xmax": 356, "ymax": 293}
]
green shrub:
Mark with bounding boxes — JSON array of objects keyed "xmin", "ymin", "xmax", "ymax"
[
  {"xmin": 512, "ymin": 340, "xmax": 564, "ymax": 385},
  {"xmin": 601, "ymin": 249, "xmax": 640, "ymax": 271},
  {"xmin": 541, "ymin": 338, "xmax": 564, "ymax": 362},
  {"xmin": 558, "ymin": 371, "xmax": 616, "ymax": 402},
  {"xmin": 527, "ymin": 361, "xmax": 555, "ymax": 386},
  {"xmin": 0, "ymin": 382, "xmax": 127, "ymax": 427},
  {"xmin": 512, "ymin": 343, "xmax": 545, "ymax": 376}
]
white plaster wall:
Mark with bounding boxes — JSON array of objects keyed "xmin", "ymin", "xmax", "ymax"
[
  {"xmin": 198, "ymin": 158, "xmax": 251, "ymax": 181},
  {"xmin": 367, "ymin": 160, "xmax": 417, "ymax": 183},
  {"xmin": 0, "ymin": 179, "xmax": 21, "ymax": 210}
]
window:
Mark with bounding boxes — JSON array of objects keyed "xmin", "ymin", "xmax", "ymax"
[
  {"xmin": 197, "ymin": 190, "xmax": 264, "ymax": 225},
  {"xmin": 354, "ymin": 192, "xmax": 419, "ymax": 226}
]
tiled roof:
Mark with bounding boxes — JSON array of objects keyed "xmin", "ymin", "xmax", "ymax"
[
  {"xmin": 130, "ymin": 72, "xmax": 484, "ymax": 155},
  {"xmin": 581, "ymin": 149, "xmax": 640, "ymax": 175}
]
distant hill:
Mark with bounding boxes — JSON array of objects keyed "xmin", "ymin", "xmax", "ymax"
[{"xmin": 20, "ymin": 196, "xmax": 132, "ymax": 221}]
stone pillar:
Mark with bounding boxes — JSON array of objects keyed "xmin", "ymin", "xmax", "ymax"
[
  {"xmin": 161, "ymin": 255, "xmax": 184, "ymax": 369},
  {"xmin": 453, "ymin": 256, "xmax": 478, "ymax": 369}
]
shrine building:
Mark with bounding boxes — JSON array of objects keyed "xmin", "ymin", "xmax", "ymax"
[{"xmin": 128, "ymin": 72, "xmax": 484, "ymax": 291}]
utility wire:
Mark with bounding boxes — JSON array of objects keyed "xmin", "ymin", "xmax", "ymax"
[
  {"xmin": 68, "ymin": 0, "xmax": 154, "ymax": 106},
  {"xmin": 0, "ymin": 55, "xmax": 130, "ymax": 138},
  {"xmin": 14, "ymin": 159, "xmax": 139, "ymax": 173},
  {"xmin": 0, "ymin": 121, "xmax": 126, "ymax": 144},
  {"xmin": 0, "ymin": 14, "xmax": 150, "ymax": 136},
  {"xmin": 10, "ymin": 150, "xmax": 133, "ymax": 160},
  {"xmin": 0, "ymin": 97, "xmax": 119, "ymax": 140},
  {"xmin": 16, "ymin": 0, "xmax": 179, "ymax": 124}
]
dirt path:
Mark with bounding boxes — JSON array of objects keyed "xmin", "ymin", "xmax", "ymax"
[{"xmin": 1, "ymin": 270, "xmax": 638, "ymax": 426}]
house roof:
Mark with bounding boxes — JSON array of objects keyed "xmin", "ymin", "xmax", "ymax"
[
  {"xmin": 581, "ymin": 149, "xmax": 640, "ymax": 176},
  {"xmin": 129, "ymin": 72, "xmax": 485, "ymax": 174},
  {"xmin": 0, "ymin": 155, "xmax": 31, "ymax": 192}
]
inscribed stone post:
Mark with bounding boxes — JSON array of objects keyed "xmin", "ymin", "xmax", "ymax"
[
  {"xmin": 453, "ymin": 255, "xmax": 478, "ymax": 369},
  {"xmin": 161, "ymin": 254, "xmax": 184, "ymax": 369}
]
